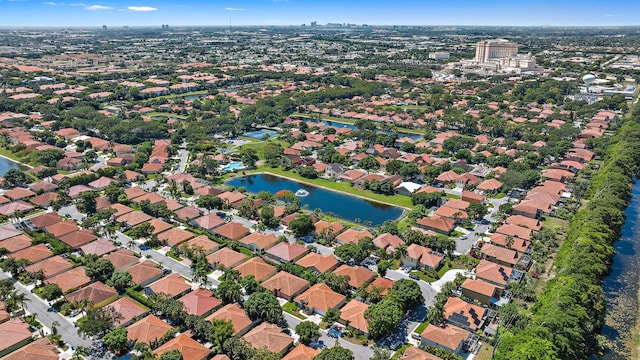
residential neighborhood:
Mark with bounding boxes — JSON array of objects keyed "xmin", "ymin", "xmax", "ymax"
[{"xmin": 0, "ymin": 23, "xmax": 635, "ymax": 360}]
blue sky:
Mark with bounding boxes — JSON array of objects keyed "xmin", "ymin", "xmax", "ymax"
[{"xmin": 0, "ymin": 0, "xmax": 638, "ymax": 27}]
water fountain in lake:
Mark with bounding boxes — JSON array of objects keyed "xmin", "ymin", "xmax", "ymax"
[{"xmin": 295, "ymin": 189, "xmax": 310, "ymax": 197}]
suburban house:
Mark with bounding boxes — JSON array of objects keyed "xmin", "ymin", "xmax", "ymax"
[
  {"xmin": 335, "ymin": 228, "xmax": 375, "ymax": 245},
  {"xmin": 339, "ymin": 299, "xmax": 369, "ymax": 336},
  {"xmin": 243, "ymin": 323, "xmax": 294, "ymax": 356},
  {"xmin": 153, "ymin": 333, "xmax": 210, "ymax": 360},
  {"xmin": 372, "ymin": 232, "xmax": 405, "ymax": 253},
  {"xmin": 45, "ymin": 266, "xmax": 91, "ymax": 293},
  {"xmin": 420, "ymin": 324, "xmax": 473, "ymax": 355},
  {"xmin": 443, "ymin": 297, "xmax": 488, "ymax": 332},
  {"xmin": 206, "ymin": 247, "xmax": 248, "ymax": 270},
  {"xmin": 402, "ymin": 244, "xmax": 445, "ymax": 271},
  {"xmin": 127, "ymin": 315, "xmax": 174, "ymax": 345},
  {"xmin": 333, "ymin": 265, "xmax": 376, "ymax": 290},
  {"xmin": 233, "ymin": 257, "xmax": 277, "ymax": 283},
  {"xmin": 107, "ymin": 297, "xmax": 147, "ymax": 327},
  {"xmin": 282, "ymin": 344, "xmax": 321, "ymax": 360},
  {"xmin": 294, "ymin": 252, "xmax": 339, "ymax": 274},
  {"xmin": 238, "ymin": 232, "xmax": 279, "ymax": 252},
  {"xmin": 265, "ymin": 242, "xmax": 309, "ymax": 263},
  {"xmin": 65, "ymin": 281, "xmax": 118, "ymax": 308},
  {"xmin": 474, "ymin": 260, "xmax": 523, "ymax": 288},
  {"xmin": 262, "ymin": 271, "xmax": 310, "ymax": 300},
  {"xmin": 178, "ymin": 288, "xmax": 222, "ymax": 317},
  {"xmin": 144, "ymin": 273, "xmax": 192, "ymax": 298},
  {"xmin": 206, "ymin": 303, "xmax": 254, "ymax": 336},
  {"xmin": 295, "ymin": 283, "xmax": 346, "ymax": 316},
  {"xmin": 461, "ymin": 278, "xmax": 509, "ymax": 308},
  {"xmin": 416, "ymin": 215, "xmax": 456, "ymax": 235},
  {"xmin": 126, "ymin": 261, "xmax": 165, "ymax": 287}
]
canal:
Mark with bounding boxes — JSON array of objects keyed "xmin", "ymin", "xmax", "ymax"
[
  {"xmin": 601, "ymin": 181, "xmax": 640, "ymax": 359},
  {"xmin": 225, "ymin": 173, "xmax": 404, "ymax": 226}
]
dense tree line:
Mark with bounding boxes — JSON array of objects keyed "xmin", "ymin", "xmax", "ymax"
[{"xmin": 496, "ymin": 110, "xmax": 640, "ymax": 359}]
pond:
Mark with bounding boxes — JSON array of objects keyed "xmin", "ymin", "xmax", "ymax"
[
  {"xmin": 307, "ymin": 119, "xmax": 424, "ymax": 141},
  {"xmin": 0, "ymin": 156, "xmax": 21, "ymax": 176},
  {"xmin": 225, "ymin": 173, "xmax": 403, "ymax": 226},
  {"xmin": 184, "ymin": 94, "xmax": 206, "ymax": 101}
]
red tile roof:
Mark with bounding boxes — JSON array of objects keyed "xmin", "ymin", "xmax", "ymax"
[
  {"xmin": 153, "ymin": 333, "xmax": 210, "ymax": 360},
  {"xmin": 179, "ymin": 288, "xmax": 222, "ymax": 316}
]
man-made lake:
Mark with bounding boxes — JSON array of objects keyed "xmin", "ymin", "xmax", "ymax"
[
  {"xmin": 601, "ymin": 181, "xmax": 640, "ymax": 359},
  {"xmin": 306, "ymin": 119, "xmax": 424, "ymax": 141},
  {"xmin": 0, "ymin": 156, "xmax": 21, "ymax": 176},
  {"xmin": 225, "ymin": 173, "xmax": 403, "ymax": 226}
]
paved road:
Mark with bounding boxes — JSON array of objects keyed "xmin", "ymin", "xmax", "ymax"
[
  {"xmin": 386, "ymin": 269, "xmax": 436, "ymax": 308},
  {"xmin": 0, "ymin": 272, "xmax": 94, "ymax": 349},
  {"xmin": 176, "ymin": 142, "xmax": 189, "ymax": 174},
  {"xmin": 111, "ymin": 231, "xmax": 220, "ymax": 285}
]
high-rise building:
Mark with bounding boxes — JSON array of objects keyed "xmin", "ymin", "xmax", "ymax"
[{"xmin": 474, "ymin": 39, "xmax": 518, "ymax": 63}]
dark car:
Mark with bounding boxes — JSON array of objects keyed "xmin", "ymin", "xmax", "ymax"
[
  {"xmin": 409, "ymin": 273, "xmax": 420, "ymax": 280},
  {"xmin": 389, "ymin": 340, "xmax": 403, "ymax": 350}
]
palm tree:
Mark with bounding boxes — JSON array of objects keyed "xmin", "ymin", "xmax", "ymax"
[
  {"xmin": 505, "ymin": 236, "xmax": 514, "ymax": 249},
  {"xmin": 51, "ymin": 320, "xmax": 60, "ymax": 335},
  {"xmin": 71, "ymin": 346, "xmax": 89, "ymax": 360},
  {"xmin": 7, "ymin": 291, "xmax": 30, "ymax": 314},
  {"xmin": 77, "ymin": 298, "xmax": 94, "ymax": 316},
  {"xmin": 427, "ymin": 302, "xmax": 445, "ymax": 326}
]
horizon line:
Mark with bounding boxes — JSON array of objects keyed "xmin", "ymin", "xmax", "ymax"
[{"xmin": 1, "ymin": 24, "xmax": 640, "ymax": 29}]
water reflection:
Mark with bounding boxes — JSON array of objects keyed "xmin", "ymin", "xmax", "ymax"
[{"xmin": 226, "ymin": 173, "xmax": 403, "ymax": 226}]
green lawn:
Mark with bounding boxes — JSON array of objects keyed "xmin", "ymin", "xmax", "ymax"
[
  {"xmin": 411, "ymin": 270, "xmax": 437, "ymax": 283},
  {"xmin": 246, "ymin": 167, "xmax": 413, "ymax": 209},
  {"xmin": 437, "ymin": 262, "xmax": 451, "ymax": 278},
  {"xmin": 236, "ymin": 140, "xmax": 291, "ymax": 160},
  {"xmin": 0, "ymin": 147, "xmax": 34, "ymax": 167},
  {"xmin": 283, "ymin": 302, "xmax": 306, "ymax": 319},
  {"xmin": 414, "ymin": 321, "xmax": 430, "ymax": 335},
  {"xmin": 392, "ymin": 343, "xmax": 411, "ymax": 359},
  {"xmin": 444, "ymin": 192, "xmax": 461, "ymax": 199}
]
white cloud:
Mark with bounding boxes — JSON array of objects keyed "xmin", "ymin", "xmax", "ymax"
[
  {"xmin": 43, "ymin": 1, "xmax": 61, "ymax": 5},
  {"xmin": 225, "ymin": 7, "xmax": 245, "ymax": 11},
  {"xmin": 85, "ymin": 4, "xmax": 111, "ymax": 10},
  {"xmin": 128, "ymin": 5, "xmax": 158, "ymax": 11}
]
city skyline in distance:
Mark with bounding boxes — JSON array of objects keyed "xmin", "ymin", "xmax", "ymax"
[{"xmin": 0, "ymin": 0, "xmax": 638, "ymax": 27}]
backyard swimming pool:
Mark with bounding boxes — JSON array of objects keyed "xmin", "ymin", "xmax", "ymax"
[{"xmin": 222, "ymin": 161, "xmax": 246, "ymax": 172}]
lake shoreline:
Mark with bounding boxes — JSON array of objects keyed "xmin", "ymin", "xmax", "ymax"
[
  {"xmin": 244, "ymin": 170, "xmax": 411, "ymax": 211},
  {"xmin": 0, "ymin": 153, "xmax": 33, "ymax": 170},
  {"xmin": 226, "ymin": 171, "xmax": 409, "ymax": 224}
]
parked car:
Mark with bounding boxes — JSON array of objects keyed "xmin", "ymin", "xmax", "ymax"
[{"xmin": 409, "ymin": 273, "xmax": 420, "ymax": 280}]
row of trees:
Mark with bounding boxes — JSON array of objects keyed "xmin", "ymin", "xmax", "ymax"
[{"xmin": 496, "ymin": 113, "xmax": 640, "ymax": 359}]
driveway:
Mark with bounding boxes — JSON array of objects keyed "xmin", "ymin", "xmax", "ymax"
[{"xmin": 57, "ymin": 204, "xmax": 85, "ymax": 222}]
